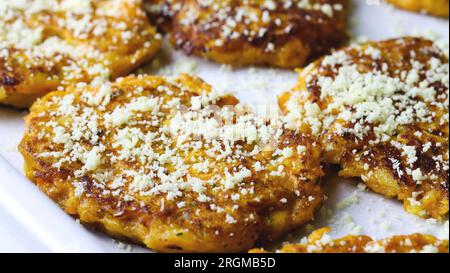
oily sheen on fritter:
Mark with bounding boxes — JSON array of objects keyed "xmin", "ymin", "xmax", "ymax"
[
  {"xmin": 161, "ymin": 0, "xmax": 348, "ymax": 68},
  {"xmin": 19, "ymin": 74, "xmax": 325, "ymax": 252},
  {"xmin": 0, "ymin": 0, "xmax": 161, "ymax": 108},
  {"xmin": 280, "ymin": 37, "xmax": 449, "ymax": 219}
]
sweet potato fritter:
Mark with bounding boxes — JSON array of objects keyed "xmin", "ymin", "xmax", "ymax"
[
  {"xmin": 164, "ymin": 0, "xmax": 348, "ymax": 68},
  {"xmin": 387, "ymin": 0, "xmax": 449, "ymax": 17},
  {"xmin": 19, "ymin": 74, "xmax": 325, "ymax": 252},
  {"xmin": 250, "ymin": 228, "xmax": 449, "ymax": 253},
  {"xmin": 0, "ymin": 0, "xmax": 161, "ymax": 108},
  {"xmin": 279, "ymin": 37, "xmax": 449, "ymax": 219}
]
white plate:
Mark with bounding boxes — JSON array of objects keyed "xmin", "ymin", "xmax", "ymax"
[{"xmin": 0, "ymin": 0, "xmax": 448, "ymax": 252}]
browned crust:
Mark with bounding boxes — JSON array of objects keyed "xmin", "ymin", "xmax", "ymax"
[
  {"xmin": 19, "ymin": 74, "xmax": 325, "ymax": 252},
  {"xmin": 144, "ymin": 0, "xmax": 174, "ymax": 32},
  {"xmin": 0, "ymin": 0, "xmax": 162, "ymax": 108},
  {"xmin": 167, "ymin": 0, "xmax": 348, "ymax": 68},
  {"xmin": 279, "ymin": 37, "xmax": 449, "ymax": 219}
]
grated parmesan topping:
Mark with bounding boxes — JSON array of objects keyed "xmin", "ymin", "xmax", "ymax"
[
  {"xmin": 0, "ymin": 0, "xmax": 161, "ymax": 89},
  {"xmin": 167, "ymin": 0, "xmax": 345, "ymax": 54},
  {"xmin": 284, "ymin": 38, "xmax": 449, "ymax": 218},
  {"xmin": 29, "ymin": 74, "xmax": 322, "ymax": 227}
]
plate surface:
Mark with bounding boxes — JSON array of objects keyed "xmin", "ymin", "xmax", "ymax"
[{"xmin": 0, "ymin": 0, "xmax": 448, "ymax": 252}]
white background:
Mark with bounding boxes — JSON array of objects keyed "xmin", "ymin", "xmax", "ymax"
[{"xmin": 0, "ymin": 0, "xmax": 449, "ymax": 252}]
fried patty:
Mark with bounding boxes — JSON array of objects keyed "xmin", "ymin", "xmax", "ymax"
[
  {"xmin": 165, "ymin": 0, "xmax": 348, "ymax": 68},
  {"xmin": 19, "ymin": 74, "xmax": 324, "ymax": 252},
  {"xmin": 280, "ymin": 37, "xmax": 449, "ymax": 219},
  {"xmin": 387, "ymin": 0, "xmax": 449, "ymax": 17},
  {"xmin": 250, "ymin": 228, "xmax": 449, "ymax": 253},
  {"xmin": 0, "ymin": 0, "xmax": 162, "ymax": 108}
]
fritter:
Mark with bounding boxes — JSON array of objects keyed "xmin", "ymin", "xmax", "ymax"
[
  {"xmin": 166, "ymin": 0, "xmax": 348, "ymax": 68},
  {"xmin": 387, "ymin": 0, "xmax": 449, "ymax": 17},
  {"xmin": 0, "ymin": 0, "xmax": 162, "ymax": 108},
  {"xmin": 250, "ymin": 228, "xmax": 449, "ymax": 253},
  {"xmin": 19, "ymin": 74, "xmax": 325, "ymax": 252},
  {"xmin": 280, "ymin": 37, "xmax": 449, "ymax": 219}
]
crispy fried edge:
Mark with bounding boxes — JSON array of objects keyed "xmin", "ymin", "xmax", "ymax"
[
  {"xmin": 169, "ymin": 0, "xmax": 349, "ymax": 68},
  {"xmin": 278, "ymin": 38, "xmax": 449, "ymax": 219},
  {"xmin": 0, "ymin": 2, "xmax": 163, "ymax": 109},
  {"xmin": 18, "ymin": 74, "xmax": 326, "ymax": 252}
]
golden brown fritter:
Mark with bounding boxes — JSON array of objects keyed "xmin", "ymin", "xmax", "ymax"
[
  {"xmin": 166, "ymin": 0, "xmax": 348, "ymax": 68},
  {"xmin": 250, "ymin": 228, "xmax": 449, "ymax": 253},
  {"xmin": 0, "ymin": 0, "xmax": 162, "ymax": 108},
  {"xmin": 387, "ymin": 0, "xmax": 449, "ymax": 17},
  {"xmin": 19, "ymin": 74, "xmax": 325, "ymax": 253},
  {"xmin": 280, "ymin": 37, "xmax": 449, "ymax": 219}
]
